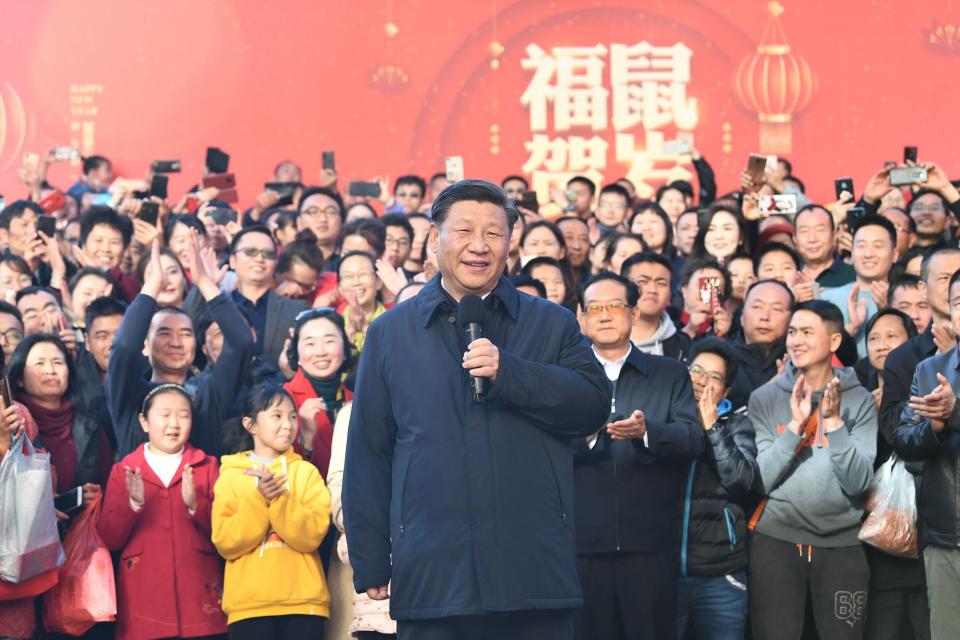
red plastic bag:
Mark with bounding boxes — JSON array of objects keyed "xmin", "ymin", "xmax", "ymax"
[{"xmin": 42, "ymin": 494, "xmax": 116, "ymax": 635}]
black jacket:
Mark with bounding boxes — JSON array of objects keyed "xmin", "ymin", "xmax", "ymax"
[
  {"xmin": 728, "ymin": 335, "xmax": 786, "ymax": 410},
  {"xmin": 891, "ymin": 346, "xmax": 960, "ymax": 549},
  {"xmin": 343, "ymin": 275, "xmax": 610, "ymax": 620},
  {"xmin": 572, "ymin": 347, "xmax": 703, "ymax": 555},
  {"xmin": 679, "ymin": 408, "xmax": 759, "ymax": 577},
  {"xmin": 105, "ymin": 292, "xmax": 255, "ymax": 457}
]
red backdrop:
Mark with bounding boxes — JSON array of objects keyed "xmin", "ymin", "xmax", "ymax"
[{"xmin": 0, "ymin": 0, "xmax": 958, "ymax": 205}]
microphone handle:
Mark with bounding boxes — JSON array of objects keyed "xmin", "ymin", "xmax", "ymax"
[{"xmin": 466, "ymin": 323, "xmax": 485, "ymax": 403}]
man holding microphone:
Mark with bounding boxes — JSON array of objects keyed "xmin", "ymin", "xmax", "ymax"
[{"xmin": 344, "ymin": 180, "xmax": 610, "ymax": 639}]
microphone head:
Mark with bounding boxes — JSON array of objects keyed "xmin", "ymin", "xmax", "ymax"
[{"xmin": 458, "ymin": 294, "xmax": 486, "ymax": 326}]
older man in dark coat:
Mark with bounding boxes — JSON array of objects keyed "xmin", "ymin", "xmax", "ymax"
[{"xmin": 344, "ymin": 180, "xmax": 610, "ymax": 640}]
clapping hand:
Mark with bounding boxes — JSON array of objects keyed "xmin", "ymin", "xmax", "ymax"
[
  {"xmin": 244, "ymin": 465, "xmax": 288, "ymax": 501},
  {"xmin": 607, "ymin": 409, "xmax": 646, "ymax": 441},
  {"xmin": 181, "ymin": 465, "xmax": 197, "ymax": 514},
  {"xmin": 787, "ymin": 374, "xmax": 812, "ymax": 434},
  {"xmin": 820, "ymin": 377, "xmax": 844, "ymax": 433},
  {"xmin": 909, "ymin": 373, "xmax": 957, "ymax": 432},
  {"xmin": 125, "ymin": 466, "xmax": 145, "ymax": 509}
]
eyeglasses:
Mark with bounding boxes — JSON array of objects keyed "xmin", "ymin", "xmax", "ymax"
[
  {"xmin": 302, "ymin": 206, "xmax": 341, "ymax": 219},
  {"xmin": 295, "ymin": 306, "xmax": 337, "ymax": 323},
  {"xmin": 0, "ymin": 275, "xmax": 33, "ymax": 288},
  {"xmin": 235, "ymin": 247, "xmax": 278, "ymax": 261},
  {"xmin": 584, "ymin": 302, "xmax": 631, "ymax": 316},
  {"xmin": 689, "ymin": 365, "xmax": 725, "ymax": 385},
  {"xmin": 339, "ymin": 271, "xmax": 376, "ymax": 284},
  {"xmin": 913, "ymin": 205, "xmax": 944, "ymax": 215},
  {"xmin": 385, "ymin": 236, "xmax": 411, "ymax": 248},
  {"xmin": 0, "ymin": 329, "xmax": 23, "ymax": 343}
]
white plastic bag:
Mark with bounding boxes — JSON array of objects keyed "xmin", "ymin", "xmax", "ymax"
[
  {"xmin": 0, "ymin": 431, "xmax": 65, "ymax": 582},
  {"xmin": 858, "ymin": 455, "xmax": 918, "ymax": 558}
]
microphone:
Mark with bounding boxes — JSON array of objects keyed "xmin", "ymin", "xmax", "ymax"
[{"xmin": 458, "ymin": 294, "xmax": 487, "ymax": 404}]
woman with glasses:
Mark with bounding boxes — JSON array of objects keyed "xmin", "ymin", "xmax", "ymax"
[
  {"xmin": 0, "ymin": 255, "xmax": 34, "ymax": 304},
  {"xmin": 337, "ymin": 251, "xmax": 387, "ymax": 352}
]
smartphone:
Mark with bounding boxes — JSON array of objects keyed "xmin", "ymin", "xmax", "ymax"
[
  {"xmin": 51, "ymin": 146, "xmax": 80, "ymax": 162},
  {"xmin": 37, "ymin": 215, "xmax": 57, "ymax": 238},
  {"xmin": 903, "ymin": 146, "xmax": 918, "ymax": 165},
  {"xmin": 204, "ymin": 207, "xmax": 236, "ymax": 225},
  {"xmin": 202, "ymin": 173, "xmax": 236, "ymax": 190},
  {"xmin": 151, "ymin": 159, "xmax": 181, "ymax": 173},
  {"xmin": 264, "ymin": 181, "xmax": 298, "ymax": 207},
  {"xmin": 38, "ymin": 190, "xmax": 66, "ymax": 214},
  {"xmin": 217, "ymin": 188, "xmax": 239, "ymax": 204},
  {"xmin": 662, "ymin": 138, "xmax": 691, "ymax": 155},
  {"xmin": 322, "ymin": 150, "xmax": 335, "ymax": 171},
  {"xmin": 758, "ymin": 194, "xmax": 798, "ymax": 216},
  {"xmin": 0, "ymin": 377, "xmax": 12, "ymax": 408},
  {"xmin": 747, "ymin": 154, "xmax": 767, "ymax": 184},
  {"xmin": 138, "ymin": 201, "xmax": 159, "ymax": 226},
  {"xmin": 150, "ymin": 174, "xmax": 168, "ymax": 200},
  {"xmin": 90, "ymin": 192, "xmax": 112, "ymax": 206},
  {"xmin": 54, "ymin": 487, "xmax": 83, "ymax": 516},
  {"xmin": 205, "ymin": 147, "xmax": 230, "ymax": 174},
  {"xmin": 698, "ymin": 276, "xmax": 722, "ymax": 315},
  {"xmin": 834, "ymin": 177, "xmax": 854, "ymax": 200},
  {"xmin": 889, "ymin": 167, "xmax": 928, "ymax": 187},
  {"xmin": 445, "ymin": 156, "xmax": 464, "ymax": 183},
  {"xmin": 347, "ymin": 181, "xmax": 382, "ymax": 198},
  {"xmin": 847, "ymin": 206, "xmax": 866, "ymax": 228},
  {"xmin": 519, "ymin": 190, "xmax": 539, "ymax": 213}
]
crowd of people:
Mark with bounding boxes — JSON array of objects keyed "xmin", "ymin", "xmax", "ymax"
[{"xmin": 0, "ymin": 141, "xmax": 958, "ymax": 640}]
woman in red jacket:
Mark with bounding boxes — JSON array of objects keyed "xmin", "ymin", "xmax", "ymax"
[
  {"xmin": 283, "ymin": 308, "xmax": 355, "ymax": 479},
  {"xmin": 98, "ymin": 383, "xmax": 227, "ymax": 640}
]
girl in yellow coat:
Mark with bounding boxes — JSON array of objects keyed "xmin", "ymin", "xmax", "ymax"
[{"xmin": 212, "ymin": 383, "xmax": 331, "ymax": 640}]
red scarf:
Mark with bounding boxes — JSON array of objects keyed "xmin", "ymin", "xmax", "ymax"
[{"xmin": 20, "ymin": 396, "xmax": 75, "ymax": 493}]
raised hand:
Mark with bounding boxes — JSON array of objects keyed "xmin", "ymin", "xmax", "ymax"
[
  {"xmin": 821, "ymin": 377, "xmax": 844, "ymax": 432},
  {"xmin": 863, "ymin": 166, "xmax": 893, "ymax": 205},
  {"xmin": 181, "ymin": 465, "xmax": 197, "ymax": 514},
  {"xmin": 933, "ymin": 323, "xmax": 957, "ymax": 354},
  {"xmin": 125, "ymin": 466, "xmax": 145, "ymax": 508},
  {"xmin": 788, "ymin": 374, "xmax": 812, "ymax": 434},
  {"xmin": 376, "ymin": 259, "xmax": 408, "ymax": 296},
  {"xmin": 845, "ymin": 284, "xmax": 867, "ymax": 336},
  {"xmin": 298, "ymin": 397, "xmax": 327, "ymax": 451},
  {"xmin": 141, "ymin": 239, "xmax": 168, "ymax": 298},
  {"xmin": 698, "ymin": 383, "xmax": 719, "ymax": 431}
]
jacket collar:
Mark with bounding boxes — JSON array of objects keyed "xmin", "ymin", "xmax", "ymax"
[
  {"xmin": 416, "ymin": 273, "xmax": 519, "ymax": 328},
  {"xmin": 127, "ymin": 443, "xmax": 207, "ymax": 488},
  {"xmin": 622, "ymin": 344, "xmax": 649, "ymax": 376},
  {"xmin": 951, "ymin": 344, "xmax": 960, "ymax": 371}
]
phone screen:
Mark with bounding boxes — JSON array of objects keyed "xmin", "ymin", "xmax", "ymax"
[
  {"xmin": 834, "ymin": 178, "xmax": 854, "ymax": 200},
  {"xmin": 37, "ymin": 215, "xmax": 57, "ymax": 238},
  {"xmin": 322, "ymin": 151, "xmax": 336, "ymax": 171},
  {"xmin": 904, "ymin": 146, "xmax": 918, "ymax": 164},
  {"xmin": 54, "ymin": 487, "xmax": 83, "ymax": 515},
  {"xmin": 747, "ymin": 154, "xmax": 767, "ymax": 184}
]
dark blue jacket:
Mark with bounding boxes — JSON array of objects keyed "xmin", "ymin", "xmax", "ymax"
[
  {"xmin": 343, "ymin": 275, "xmax": 610, "ymax": 620},
  {"xmin": 105, "ymin": 293, "xmax": 254, "ymax": 457},
  {"xmin": 573, "ymin": 347, "xmax": 703, "ymax": 555}
]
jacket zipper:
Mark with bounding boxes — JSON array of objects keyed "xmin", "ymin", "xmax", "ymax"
[{"xmin": 613, "ymin": 451, "xmax": 621, "ymax": 551}]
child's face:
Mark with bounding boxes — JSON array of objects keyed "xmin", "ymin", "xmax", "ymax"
[
  {"xmin": 248, "ymin": 396, "xmax": 299, "ymax": 457},
  {"xmin": 140, "ymin": 391, "xmax": 192, "ymax": 454}
]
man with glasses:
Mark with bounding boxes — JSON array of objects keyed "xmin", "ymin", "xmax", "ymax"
[
  {"xmin": 573, "ymin": 272, "xmax": 701, "ymax": 640},
  {"xmin": 676, "ymin": 338, "xmax": 758, "ymax": 640},
  {"xmin": 0, "ymin": 300, "xmax": 24, "ymax": 360},
  {"xmin": 908, "ymin": 189, "xmax": 954, "ymax": 253},
  {"xmin": 298, "ymin": 186, "xmax": 345, "ymax": 268},
  {"xmin": 892, "ymin": 268, "xmax": 960, "ymax": 638}
]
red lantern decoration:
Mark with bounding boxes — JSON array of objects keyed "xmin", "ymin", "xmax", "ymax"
[{"xmin": 734, "ymin": 2, "xmax": 817, "ymax": 154}]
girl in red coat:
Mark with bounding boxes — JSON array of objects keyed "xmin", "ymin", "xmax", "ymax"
[{"xmin": 98, "ymin": 383, "xmax": 228, "ymax": 640}]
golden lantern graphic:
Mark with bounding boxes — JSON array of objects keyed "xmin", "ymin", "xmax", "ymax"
[
  {"xmin": 0, "ymin": 82, "xmax": 29, "ymax": 172},
  {"xmin": 734, "ymin": 2, "xmax": 818, "ymax": 155}
]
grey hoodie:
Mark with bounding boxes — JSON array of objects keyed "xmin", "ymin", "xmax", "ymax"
[
  {"xmin": 632, "ymin": 310, "xmax": 677, "ymax": 356},
  {"xmin": 748, "ymin": 366, "xmax": 877, "ymax": 547}
]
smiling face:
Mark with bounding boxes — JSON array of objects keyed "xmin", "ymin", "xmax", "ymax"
[
  {"xmin": 246, "ymin": 395, "xmax": 299, "ymax": 457},
  {"xmin": 298, "ymin": 192, "xmax": 343, "ymax": 245},
  {"xmin": 84, "ymin": 223, "xmax": 126, "ymax": 269},
  {"xmin": 704, "ymin": 211, "xmax": 740, "ymax": 262},
  {"xmin": 596, "ymin": 192, "xmax": 629, "ymax": 228},
  {"xmin": 607, "ymin": 237, "xmax": 644, "ymax": 274},
  {"xmin": 911, "ymin": 192, "xmax": 947, "ymax": 238},
  {"xmin": 786, "ymin": 309, "xmax": 839, "ymax": 370},
  {"xmin": 433, "ymin": 200, "xmax": 511, "ymax": 300},
  {"xmin": 852, "ymin": 224, "xmax": 897, "ymax": 281},
  {"xmin": 338, "ymin": 253, "xmax": 380, "ymax": 309},
  {"xmin": 139, "ymin": 390, "xmax": 192, "ymax": 454},
  {"xmin": 689, "ymin": 351, "xmax": 728, "ymax": 403},
  {"xmin": 147, "ymin": 310, "xmax": 196, "ymax": 377},
  {"xmin": 22, "ymin": 341, "xmax": 69, "ymax": 404},
  {"xmin": 18, "ymin": 290, "xmax": 62, "ymax": 336},
  {"xmin": 229, "ymin": 230, "xmax": 278, "ymax": 288},
  {"xmin": 630, "ymin": 210, "xmax": 668, "ymax": 252},
  {"xmin": 794, "ymin": 207, "xmax": 835, "ymax": 265},
  {"xmin": 867, "ymin": 314, "xmax": 910, "ymax": 372},
  {"xmin": 297, "ymin": 317, "xmax": 346, "ymax": 379}
]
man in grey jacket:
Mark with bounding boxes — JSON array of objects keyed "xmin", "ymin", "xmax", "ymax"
[{"xmin": 747, "ymin": 300, "xmax": 877, "ymax": 640}]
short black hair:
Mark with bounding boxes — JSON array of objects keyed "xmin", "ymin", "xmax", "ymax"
[
  {"xmin": 0, "ymin": 254, "xmax": 33, "ymax": 282},
  {"xmin": 744, "ymin": 278, "xmax": 796, "ymax": 310},
  {"xmin": 501, "ymin": 175, "xmax": 529, "ymax": 190},
  {"xmin": 286, "ymin": 308, "xmax": 357, "ymax": 374},
  {"xmin": 340, "ymin": 219, "xmax": 386, "ymax": 257},
  {"xmin": 851, "ymin": 214, "xmax": 897, "ymax": 248},
  {"xmin": 67, "ymin": 267, "xmax": 115, "ymax": 295},
  {"xmin": 163, "ymin": 214, "xmax": 207, "ymax": 244},
  {"xmin": 578, "ymin": 271, "xmax": 640, "ymax": 310},
  {"xmin": 82, "ymin": 155, "xmax": 110, "ymax": 175},
  {"xmin": 299, "ymin": 186, "xmax": 345, "ymax": 221},
  {"xmin": 679, "ymin": 258, "xmax": 732, "ymax": 301},
  {"xmin": 78, "ymin": 205, "xmax": 133, "ymax": 248},
  {"xmin": 921, "ymin": 247, "xmax": 960, "ymax": 283},
  {"xmin": 628, "ymin": 202, "xmax": 675, "ymax": 254},
  {"xmin": 566, "ymin": 175, "xmax": 596, "ymax": 197},
  {"xmin": 907, "ymin": 188, "xmax": 949, "ymax": 218},
  {"xmin": 864, "ymin": 308, "xmax": 918, "ymax": 344},
  {"xmin": 0, "ymin": 300, "xmax": 23, "ymax": 325},
  {"xmin": 793, "ymin": 204, "xmax": 834, "ymax": 230},
  {"xmin": 136, "ymin": 247, "xmax": 184, "ymax": 291},
  {"xmin": 794, "ymin": 300, "xmax": 845, "ymax": 336},
  {"xmin": 8, "ymin": 333, "xmax": 77, "ymax": 401},
  {"xmin": 277, "ymin": 236, "xmax": 325, "ymax": 275},
  {"xmin": 510, "ymin": 273, "xmax": 546, "ymax": 298},
  {"xmin": 656, "ymin": 182, "xmax": 688, "ymax": 202},
  {"xmin": 229, "ymin": 225, "xmax": 276, "ymax": 256},
  {"xmin": 602, "ymin": 232, "xmax": 647, "ymax": 266},
  {"xmin": 779, "ymin": 158, "xmax": 793, "ymax": 174},
  {"xmin": 888, "ymin": 274, "xmax": 923, "ymax": 306},
  {"xmin": 620, "ymin": 251, "xmax": 673, "ymax": 280},
  {"xmin": 520, "ymin": 219, "xmax": 565, "ymax": 251},
  {"xmin": 84, "ymin": 296, "xmax": 127, "ymax": 334},
  {"xmin": 336, "ymin": 250, "xmax": 377, "ymax": 280},
  {"xmin": 431, "ymin": 179, "xmax": 518, "ymax": 230},
  {"xmin": 15, "ymin": 285, "xmax": 59, "ymax": 306},
  {"xmin": 395, "ymin": 175, "xmax": 427, "ymax": 197},
  {"xmin": 755, "ymin": 241, "xmax": 802, "ymax": 273},
  {"xmin": 382, "ymin": 213, "xmax": 414, "ymax": 241},
  {"xmin": 689, "ymin": 337, "xmax": 739, "ymax": 387},
  {"xmin": 522, "ymin": 256, "xmax": 563, "ymax": 276},
  {"xmin": 0, "ymin": 200, "xmax": 43, "ymax": 230},
  {"xmin": 599, "ymin": 183, "xmax": 631, "ymax": 205}
]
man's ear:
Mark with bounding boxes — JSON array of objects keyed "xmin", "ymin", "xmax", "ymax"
[
  {"xmin": 829, "ymin": 331, "xmax": 843, "ymax": 354},
  {"xmin": 428, "ymin": 224, "xmax": 439, "ymax": 255}
]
